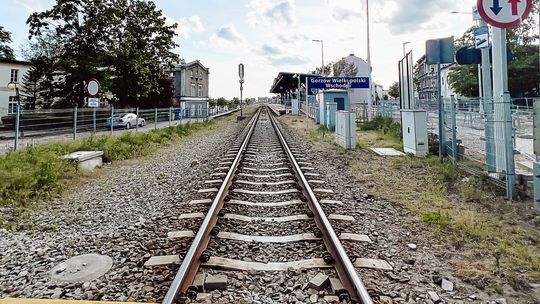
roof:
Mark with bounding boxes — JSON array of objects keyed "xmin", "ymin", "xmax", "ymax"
[
  {"xmin": 270, "ymin": 72, "xmax": 319, "ymax": 94},
  {"xmin": 0, "ymin": 58, "xmax": 31, "ymax": 66},
  {"xmin": 183, "ymin": 60, "xmax": 209, "ymax": 72}
]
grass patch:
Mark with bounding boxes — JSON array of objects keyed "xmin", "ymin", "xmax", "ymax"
[
  {"xmin": 357, "ymin": 115, "xmax": 403, "ymax": 151},
  {"xmin": 0, "ymin": 120, "xmax": 217, "ymax": 229},
  {"xmin": 359, "ymin": 114, "xmax": 402, "ymax": 141}
]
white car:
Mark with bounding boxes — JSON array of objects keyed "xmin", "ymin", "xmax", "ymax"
[{"xmin": 106, "ymin": 113, "xmax": 145, "ymax": 129}]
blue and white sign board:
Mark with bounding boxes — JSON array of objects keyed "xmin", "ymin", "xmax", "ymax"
[
  {"xmin": 474, "ymin": 26, "xmax": 489, "ymax": 49},
  {"xmin": 307, "ymin": 77, "xmax": 369, "ymax": 92},
  {"xmin": 88, "ymin": 98, "xmax": 100, "ymax": 108}
]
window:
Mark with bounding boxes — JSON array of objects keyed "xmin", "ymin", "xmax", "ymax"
[
  {"xmin": 191, "ymin": 84, "xmax": 196, "ymax": 96},
  {"xmin": 190, "ymin": 71, "xmax": 194, "ymax": 78},
  {"xmin": 10, "ymin": 69, "xmax": 19, "ymax": 83},
  {"xmin": 8, "ymin": 96, "xmax": 17, "ymax": 114},
  {"xmin": 198, "ymin": 85, "xmax": 202, "ymax": 97}
]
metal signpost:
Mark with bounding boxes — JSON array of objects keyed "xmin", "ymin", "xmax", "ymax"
[
  {"xmin": 239, "ymin": 64, "xmax": 245, "ymax": 118},
  {"xmin": 425, "ymin": 37, "xmax": 455, "ymax": 158},
  {"xmin": 86, "ymin": 79, "xmax": 101, "ymax": 134},
  {"xmin": 478, "ymin": 0, "xmax": 532, "ymax": 200}
]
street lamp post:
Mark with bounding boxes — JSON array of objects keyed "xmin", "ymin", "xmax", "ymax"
[
  {"xmin": 7, "ymin": 81, "xmax": 20, "ymax": 150},
  {"xmin": 312, "ymin": 40, "xmax": 324, "ymax": 76},
  {"xmin": 402, "ymin": 42, "xmax": 411, "ymax": 57},
  {"xmin": 366, "ymin": 0, "xmax": 373, "ymax": 120}
]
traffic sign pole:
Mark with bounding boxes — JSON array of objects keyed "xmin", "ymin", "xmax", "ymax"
[
  {"xmin": 477, "ymin": 0, "xmax": 532, "ymax": 199},
  {"xmin": 479, "ymin": 18, "xmax": 495, "ymax": 173}
]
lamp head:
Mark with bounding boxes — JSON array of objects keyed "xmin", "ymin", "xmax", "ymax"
[{"xmin": 7, "ymin": 82, "xmax": 16, "ymax": 91}]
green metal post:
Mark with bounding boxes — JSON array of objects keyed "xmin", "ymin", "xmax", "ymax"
[
  {"xmin": 73, "ymin": 106, "xmax": 78, "ymax": 141},
  {"xmin": 154, "ymin": 108, "xmax": 158, "ymax": 130},
  {"xmin": 169, "ymin": 107, "xmax": 172, "ymax": 128},
  {"xmin": 14, "ymin": 104, "xmax": 20, "ymax": 150},
  {"xmin": 503, "ymin": 92, "xmax": 516, "ymax": 199},
  {"xmin": 136, "ymin": 107, "xmax": 139, "ymax": 132},
  {"xmin": 110, "ymin": 106, "xmax": 114, "ymax": 136},
  {"xmin": 451, "ymin": 96, "xmax": 458, "ymax": 164},
  {"xmin": 93, "ymin": 108, "xmax": 96, "ymax": 134}
]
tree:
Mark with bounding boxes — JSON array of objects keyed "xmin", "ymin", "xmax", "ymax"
[
  {"xmin": 209, "ymin": 98, "xmax": 217, "ymax": 108},
  {"xmin": 388, "ymin": 82, "xmax": 399, "ymax": 99},
  {"xmin": 310, "ymin": 63, "xmax": 333, "ymax": 76},
  {"xmin": 449, "ymin": 2, "xmax": 540, "ymax": 98},
  {"xmin": 26, "ymin": 0, "xmax": 179, "ymax": 108},
  {"xmin": 0, "ymin": 25, "xmax": 14, "ymax": 60},
  {"xmin": 333, "ymin": 59, "xmax": 358, "ymax": 77},
  {"xmin": 216, "ymin": 97, "xmax": 228, "ymax": 107},
  {"xmin": 230, "ymin": 97, "xmax": 240, "ymax": 106}
]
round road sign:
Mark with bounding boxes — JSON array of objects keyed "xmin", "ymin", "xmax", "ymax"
[
  {"xmin": 86, "ymin": 79, "xmax": 101, "ymax": 97},
  {"xmin": 477, "ymin": 0, "xmax": 533, "ymax": 28}
]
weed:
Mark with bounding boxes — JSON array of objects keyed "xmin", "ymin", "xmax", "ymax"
[
  {"xmin": 422, "ymin": 210, "xmax": 452, "ymax": 230},
  {"xmin": 359, "ymin": 115, "xmax": 402, "ymax": 141},
  {"xmin": 0, "ymin": 120, "xmax": 216, "ymax": 224}
]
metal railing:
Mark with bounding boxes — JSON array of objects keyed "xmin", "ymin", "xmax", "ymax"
[{"xmin": 0, "ymin": 105, "xmax": 240, "ymax": 154}]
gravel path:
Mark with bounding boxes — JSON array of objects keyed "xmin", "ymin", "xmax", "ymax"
[
  {"xmin": 0, "ymin": 115, "xmax": 248, "ymax": 302},
  {"xmin": 277, "ymin": 115, "xmax": 538, "ymax": 304}
]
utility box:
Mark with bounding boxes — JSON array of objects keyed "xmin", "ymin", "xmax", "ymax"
[
  {"xmin": 401, "ymin": 110, "xmax": 428, "ymax": 157},
  {"xmin": 335, "ymin": 111, "xmax": 356, "ymax": 149},
  {"xmin": 291, "ymin": 98, "xmax": 299, "ymax": 115},
  {"xmin": 325, "ymin": 102, "xmax": 338, "ymax": 129},
  {"xmin": 317, "ymin": 90, "xmax": 350, "ymax": 129}
]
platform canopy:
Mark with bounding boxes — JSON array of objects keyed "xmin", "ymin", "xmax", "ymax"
[{"xmin": 270, "ymin": 72, "xmax": 319, "ymax": 94}]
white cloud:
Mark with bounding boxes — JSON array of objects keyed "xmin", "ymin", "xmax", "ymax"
[
  {"xmin": 253, "ymin": 43, "xmax": 308, "ymax": 66},
  {"xmin": 164, "ymin": 15, "xmax": 205, "ymax": 38},
  {"xmin": 377, "ymin": 0, "xmax": 455, "ymax": 34},
  {"xmin": 276, "ymin": 33, "xmax": 309, "ymax": 44},
  {"xmin": 210, "ymin": 24, "xmax": 246, "ymax": 44},
  {"xmin": 323, "ymin": 0, "xmax": 364, "ymax": 22},
  {"xmin": 247, "ymin": 0, "xmax": 297, "ymax": 27},
  {"xmin": 15, "ymin": 0, "xmax": 52, "ymax": 13}
]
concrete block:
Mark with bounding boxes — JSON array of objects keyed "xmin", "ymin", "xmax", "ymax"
[
  {"xmin": 63, "ymin": 151, "xmax": 103, "ymax": 170},
  {"xmin": 329, "ymin": 278, "xmax": 345, "ymax": 294},
  {"xmin": 193, "ymin": 273, "xmax": 206, "ymax": 292},
  {"xmin": 308, "ymin": 273, "xmax": 329, "ymax": 291},
  {"xmin": 205, "ymin": 274, "xmax": 228, "ymax": 290}
]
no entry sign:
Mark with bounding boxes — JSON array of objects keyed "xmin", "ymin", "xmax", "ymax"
[{"xmin": 477, "ymin": 0, "xmax": 533, "ymax": 28}]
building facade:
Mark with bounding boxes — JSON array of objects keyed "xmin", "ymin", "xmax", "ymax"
[
  {"xmin": 171, "ymin": 60, "xmax": 210, "ymax": 117},
  {"xmin": 414, "ymin": 55, "xmax": 455, "ymax": 105},
  {"xmin": 339, "ymin": 54, "xmax": 383, "ymax": 106},
  {"xmin": 0, "ymin": 59, "xmax": 31, "ymax": 120}
]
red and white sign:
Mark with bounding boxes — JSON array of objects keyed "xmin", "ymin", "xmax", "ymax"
[
  {"xmin": 86, "ymin": 79, "xmax": 101, "ymax": 97},
  {"xmin": 477, "ymin": 0, "xmax": 533, "ymax": 28}
]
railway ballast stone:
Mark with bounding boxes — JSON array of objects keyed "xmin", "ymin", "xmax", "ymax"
[
  {"xmin": 308, "ymin": 273, "xmax": 329, "ymax": 291},
  {"xmin": 204, "ymin": 274, "xmax": 228, "ymax": 290}
]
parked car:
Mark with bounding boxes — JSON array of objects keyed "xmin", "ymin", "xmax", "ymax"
[{"xmin": 106, "ymin": 113, "xmax": 145, "ymax": 129}]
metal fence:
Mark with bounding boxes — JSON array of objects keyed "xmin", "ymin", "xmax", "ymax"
[
  {"xmin": 0, "ymin": 105, "xmax": 239, "ymax": 154},
  {"xmin": 370, "ymin": 97, "xmax": 537, "ymax": 192}
]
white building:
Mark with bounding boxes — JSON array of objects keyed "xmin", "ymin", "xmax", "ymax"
[
  {"xmin": 338, "ymin": 54, "xmax": 383, "ymax": 105},
  {"xmin": 0, "ymin": 58, "xmax": 31, "ymax": 120},
  {"xmin": 440, "ymin": 64, "xmax": 459, "ymax": 100}
]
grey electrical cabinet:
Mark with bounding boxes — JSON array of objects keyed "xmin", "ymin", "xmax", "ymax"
[{"xmin": 401, "ymin": 110, "xmax": 429, "ymax": 157}]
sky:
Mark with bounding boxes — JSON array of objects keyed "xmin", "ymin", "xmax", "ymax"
[{"xmin": 4, "ymin": 0, "xmax": 479, "ymax": 99}]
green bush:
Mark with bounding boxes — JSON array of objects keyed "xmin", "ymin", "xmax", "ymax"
[{"xmin": 359, "ymin": 115, "xmax": 402, "ymax": 141}]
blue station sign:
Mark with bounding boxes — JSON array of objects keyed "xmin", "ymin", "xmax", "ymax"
[{"xmin": 307, "ymin": 77, "xmax": 369, "ymax": 90}]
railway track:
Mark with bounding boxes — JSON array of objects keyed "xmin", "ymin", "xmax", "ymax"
[{"xmin": 145, "ymin": 106, "xmax": 392, "ymax": 303}]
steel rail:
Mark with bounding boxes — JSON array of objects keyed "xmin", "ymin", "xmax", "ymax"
[
  {"xmin": 162, "ymin": 107, "xmax": 262, "ymax": 304},
  {"xmin": 267, "ymin": 107, "xmax": 373, "ymax": 304}
]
